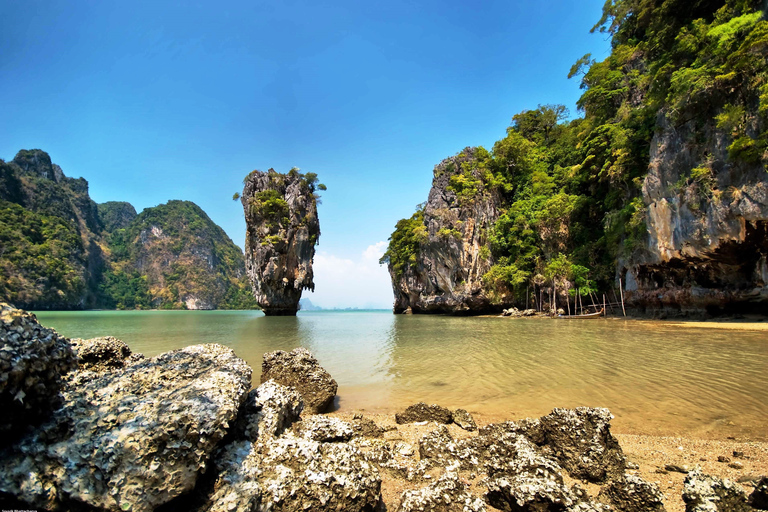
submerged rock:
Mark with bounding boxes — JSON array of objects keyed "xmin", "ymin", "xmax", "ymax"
[
  {"xmin": 397, "ymin": 472, "xmax": 486, "ymax": 512},
  {"xmin": 241, "ymin": 168, "xmax": 321, "ymax": 315},
  {"xmin": 396, "ymin": 402, "xmax": 453, "ymax": 424},
  {"xmin": 0, "ymin": 344, "xmax": 251, "ymax": 512},
  {"xmin": 0, "ymin": 303, "xmax": 77, "ymax": 441},
  {"xmin": 261, "ymin": 347, "xmax": 338, "ymax": 414},
  {"xmin": 682, "ymin": 469, "xmax": 751, "ymax": 512}
]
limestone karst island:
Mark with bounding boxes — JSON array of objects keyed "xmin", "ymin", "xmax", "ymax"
[{"xmin": 1, "ymin": 1, "xmax": 768, "ymax": 511}]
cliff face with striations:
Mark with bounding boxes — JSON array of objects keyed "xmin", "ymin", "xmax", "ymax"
[
  {"xmin": 624, "ymin": 113, "xmax": 768, "ymax": 315},
  {"xmin": 385, "ymin": 149, "xmax": 505, "ymax": 314},
  {"xmin": 241, "ymin": 169, "xmax": 321, "ymax": 315}
]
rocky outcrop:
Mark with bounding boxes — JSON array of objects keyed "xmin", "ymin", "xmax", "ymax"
[
  {"xmin": 452, "ymin": 409, "xmax": 478, "ymax": 431},
  {"xmin": 69, "ymin": 335, "xmax": 140, "ymax": 372},
  {"xmin": 0, "ymin": 343, "xmax": 251, "ymax": 512},
  {"xmin": 397, "ymin": 472, "xmax": 486, "ymax": 512},
  {"xmin": 261, "ymin": 348, "xmax": 337, "ymax": 414},
  {"xmin": 682, "ymin": 469, "xmax": 752, "ymax": 512},
  {"xmin": 536, "ymin": 407, "xmax": 626, "ymax": 483},
  {"xmin": 241, "ymin": 169, "xmax": 320, "ymax": 315},
  {"xmin": 202, "ymin": 381, "xmax": 381, "ymax": 512},
  {"xmin": 396, "ymin": 402, "xmax": 454, "ymax": 424},
  {"xmin": 625, "ymin": 112, "xmax": 768, "ymax": 315},
  {"xmin": 598, "ymin": 474, "xmax": 666, "ymax": 512},
  {"xmin": 0, "ymin": 303, "xmax": 77, "ymax": 442},
  {"xmin": 385, "ymin": 148, "xmax": 505, "ymax": 314}
]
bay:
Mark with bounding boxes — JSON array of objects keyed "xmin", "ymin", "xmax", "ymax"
[{"xmin": 34, "ymin": 310, "xmax": 768, "ymax": 440}]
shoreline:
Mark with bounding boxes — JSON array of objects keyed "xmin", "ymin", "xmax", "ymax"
[{"xmin": 327, "ymin": 409, "xmax": 768, "ymax": 512}]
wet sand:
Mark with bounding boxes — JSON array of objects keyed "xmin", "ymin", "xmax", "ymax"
[{"xmin": 329, "ymin": 410, "xmax": 768, "ymax": 512}]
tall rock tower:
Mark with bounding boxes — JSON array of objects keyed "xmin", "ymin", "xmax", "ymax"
[{"xmin": 241, "ymin": 168, "xmax": 322, "ymax": 315}]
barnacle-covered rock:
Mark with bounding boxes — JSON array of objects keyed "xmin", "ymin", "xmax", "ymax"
[
  {"xmin": 261, "ymin": 347, "xmax": 337, "ymax": 414},
  {"xmin": 483, "ymin": 434, "xmax": 579, "ymax": 511},
  {"xmin": 396, "ymin": 402, "xmax": 453, "ymax": 424},
  {"xmin": 0, "ymin": 343, "xmax": 251, "ymax": 512},
  {"xmin": 598, "ymin": 474, "xmax": 666, "ymax": 511},
  {"xmin": 69, "ymin": 335, "xmax": 138, "ymax": 373},
  {"xmin": 207, "ymin": 435, "xmax": 381, "ymax": 512},
  {"xmin": 231, "ymin": 380, "xmax": 303, "ymax": 443},
  {"xmin": 0, "ymin": 303, "xmax": 77, "ymax": 441},
  {"xmin": 682, "ymin": 469, "xmax": 751, "ymax": 512},
  {"xmin": 294, "ymin": 415, "xmax": 354, "ymax": 442},
  {"xmin": 536, "ymin": 407, "xmax": 626, "ymax": 482},
  {"xmin": 451, "ymin": 408, "xmax": 477, "ymax": 431},
  {"xmin": 397, "ymin": 472, "xmax": 486, "ymax": 512}
]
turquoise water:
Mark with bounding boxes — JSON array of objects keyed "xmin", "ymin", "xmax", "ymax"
[{"xmin": 34, "ymin": 310, "xmax": 768, "ymax": 440}]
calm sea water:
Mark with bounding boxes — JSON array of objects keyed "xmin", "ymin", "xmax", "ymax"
[{"xmin": 34, "ymin": 310, "xmax": 768, "ymax": 440}]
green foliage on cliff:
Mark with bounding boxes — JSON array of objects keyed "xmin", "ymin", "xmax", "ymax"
[
  {"xmin": 379, "ymin": 210, "xmax": 427, "ymax": 278},
  {"xmin": 1, "ymin": 152, "xmax": 258, "ymax": 310},
  {"xmin": 384, "ymin": 0, "xmax": 768, "ymax": 305},
  {"xmin": 0, "ymin": 200, "xmax": 86, "ymax": 308},
  {"xmin": 103, "ymin": 200, "xmax": 258, "ymax": 310}
]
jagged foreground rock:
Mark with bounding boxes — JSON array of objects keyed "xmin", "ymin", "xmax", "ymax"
[
  {"xmin": 241, "ymin": 169, "xmax": 320, "ymax": 315},
  {"xmin": 0, "ymin": 303, "xmax": 77, "ymax": 442},
  {"xmin": 199, "ymin": 380, "xmax": 381, "ymax": 512},
  {"xmin": 261, "ymin": 347, "xmax": 337, "ymax": 413},
  {"xmin": 0, "ymin": 343, "xmax": 251, "ymax": 512}
]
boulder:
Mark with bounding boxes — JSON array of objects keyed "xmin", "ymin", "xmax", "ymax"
[
  {"xmin": 397, "ymin": 472, "xmax": 486, "ymax": 512},
  {"xmin": 682, "ymin": 469, "xmax": 751, "ymax": 512},
  {"xmin": 536, "ymin": 407, "xmax": 626, "ymax": 482},
  {"xmin": 484, "ymin": 434, "xmax": 579, "ymax": 511},
  {"xmin": 749, "ymin": 476, "xmax": 768, "ymax": 510},
  {"xmin": 452, "ymin": 408, "xmax": 477, "ymax": 431},
  {"xmin": 418, "ymin": 425, "xmax": 480, "ymax": 471},
  {"xmin": 294, "ymin": 416, "xmax": 355, "ymax": 442},
  {"xmin": 207, "ymin": 436, "xmax": 381, "ymax": 512},
  {"xmin": 0, "ymin": 303, "xmax": 77, "ymax": 441},
  {"xmin": 69, "ymin": 335, "xmax": 138, "ymax": 372},
  {"xmin": 351, "ymin": 413, "xmax": 390, "ymax": 438},
  {"xmin": 261, "ymin": 347, "xmax": 337, "ymax": 414},
  {"xmin": 598, "ymin": 474, "xmax": 667, "ymax": 512},
  {"xmin": 231, "ymin": 380, "xmax": 303, "ymax": 443},
  {"xmin": 396, "ymin": 402, "xmax": 453, "ymax": 424},
  {"xmin": 0, "ymin": 344, "xmax": 251, "ymax": 512}
]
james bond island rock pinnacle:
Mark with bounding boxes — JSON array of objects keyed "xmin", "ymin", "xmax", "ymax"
[{"xmin": 241, "ymin": 168, "xmax": 324, "ymax": 316}]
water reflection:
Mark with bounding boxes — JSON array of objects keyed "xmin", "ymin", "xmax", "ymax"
[{"xmin": 34, "ymin": 310, "xmax": 768, "ymax": 440}]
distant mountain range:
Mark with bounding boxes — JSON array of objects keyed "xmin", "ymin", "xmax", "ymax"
[{"xmin": 0, "ymin": 149, "xmax": 257, "ymax": 310}]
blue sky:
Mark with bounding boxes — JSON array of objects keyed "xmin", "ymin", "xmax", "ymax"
[{"xmin": 1, "ymin": 0, "xmax": 610, "ymax": 308}]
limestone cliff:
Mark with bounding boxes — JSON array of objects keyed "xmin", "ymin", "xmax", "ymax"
[
  {"xmin": 624, "ymin": 113, "xmax": 768, "ymax": 315},
  {"xmin": 0, "ymin": 149, "xmax": 256, "ymax": 310},
  {"xmin": 384, "ymin": 149, "xmax": 505, "ymax": 314},
  {"xmin": 241, "ymin": 169, "xmax": 321, "ymax": 315}
]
